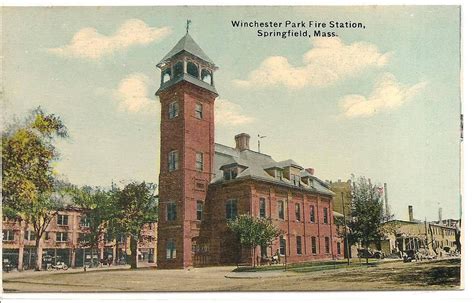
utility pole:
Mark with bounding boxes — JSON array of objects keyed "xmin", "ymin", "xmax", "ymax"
[{"xmin": 342, "ymin": 192, "xmax": 350, "ymax": 265}]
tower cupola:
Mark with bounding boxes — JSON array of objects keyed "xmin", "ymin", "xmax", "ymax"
[{"xmin": 156, "ymin": 24, "xmax": 218, "ymax": 95}]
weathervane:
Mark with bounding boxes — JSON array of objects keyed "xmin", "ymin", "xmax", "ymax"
[{"xmin": 186, "ymin": 19, "xmax": 192, "ymax": 33}]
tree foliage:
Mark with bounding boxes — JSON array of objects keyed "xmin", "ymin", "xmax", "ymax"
[
  {"xmin": 2, "ymin": 107, "xmax": 67, "ymax": 213},
  {"xmin": 228, "ymin": 214, "xmax": 281, "ymax": 267},
  {"xmin": 2, "ymin": 107, "xmax": 68, "ymax": 270},
  {"xmin": 111, "ymin": 181, "xmax": 159, "ymax": 269},
  {"xmin": 347, "ymin": 176, "xmax": 385, "ymax": 264},
  {"xmin": 71, "ymin": 185, "xmax": 116, "ymax": 250}
]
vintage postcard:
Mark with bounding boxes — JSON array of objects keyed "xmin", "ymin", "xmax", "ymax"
[{"xmin": 1, "ymin": 5, "xmax": 463, "ymax": 294}]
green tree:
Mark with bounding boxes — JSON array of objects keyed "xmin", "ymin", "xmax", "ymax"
[
  {"xmin": 2, "ymin": 108, "xmax": 68, "ymax": 270},
  {"xmin": 113, "ymin": 182, "xmax": 158, "ymax": 269},
  {"xmin": 228, "ymin": 214, "xmax": 281, "ymax": 267},
  {"xmin": 347, "ymin": 176, "xmax": 385, "ymax": 265},
  {"xmin": 71, "ymin": 186, "xmax": 116, "ymax": 262}
]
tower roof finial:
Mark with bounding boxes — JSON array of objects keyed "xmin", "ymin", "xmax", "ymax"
[{"xmin": 186, "ymin": 19, "xmax": 191, "ymax": 34}]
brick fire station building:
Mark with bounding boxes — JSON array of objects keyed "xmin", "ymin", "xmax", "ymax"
[{"xmin": 156, "ymin": 32, "xmax": 342, "ymax": 269}]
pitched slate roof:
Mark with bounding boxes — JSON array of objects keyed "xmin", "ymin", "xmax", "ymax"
[
  {"xmin": 212, "ymin": 143, "xmax": 334, "ymax": 196},
  {"xmin": 158, "ymin": 33, "xmax": 214, "ymax": 66}
]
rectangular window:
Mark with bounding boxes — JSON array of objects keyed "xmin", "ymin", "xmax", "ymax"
[
  {"xmin": 224, "ymin": 167, "xmax": 238, "ymax": 180},
  {"xmin": 323, "ymin": 207, "xmax": 329, "ymax": 224},
  {"xmin": 325, "ymin": 237, "xmax": 330, "ymax": 254},
  {"xmin": 195, "ymin": 103, "xmax": 203, "ymax": 119},
  {"xmin": 167, "ymin": 203, "xmax": 177, "ymax": 221},
  {"xmin": 295, "ymin": 203, "xmax": 301, "ymax": 221},
  {"xmin": 24, "ymin": 230, "xmax": 36, "ymax": 241},
  {"xmin": 80, "ymin": 216, "xmax": 90, "ymax": 228},
  {"xmin": 310, "ymin": 205, "xmax": 315, "ymax": 223},
  {"xmin": 56, "ymin": 232, "xmax": 68, "ymax": 242},
  {"xmin": 196, "ymin": 201, "xmax": 203, "ymax": 221},
  {"xmin": 296, "ymin": 236, "xmax": 302, "ymax": 255},
  {"xmin": 57, "ymin": 214, "xmax": 69, "ymax": 226},
  {"xmin": 166, "ymin": 239, "xmax": 177, "ymax": 259},
  {"xmin": 311, "ymin": 236, "xmax": 317, "ymax": 254},
  {"xmin": 226, "ymin": 199, "xmax": 238, "ymax": 220},
  {"xmin": 275, "ymin": 169, "xmax": 282, "ymax": 180},
  {"xmin": 168, "ymin": 150, "xmax": 179, "ymax": 171},
  {"xmin": 168, "ymin": 101, "xmax": 179, "ymax": 119},
  {"xmin": 259, "ymin": 198, "xmax": 266, "ymax": 218},
  {"xmin": 3, "ymin": 230, "xmax": 14, "ymax": 241},
  {"xmin": 278, "ymin": 201, "xmax": 285, "ymax": 219},
  {"xmin": 291, "ymin": 174, "xmax": 300, "ymax": 186},
  {"xmin": 337, "ymin": 242, "xmax": 341, "ymax": 255},
  {"xmin": 195, "ymin": 152, "xmax": 204, "ymax": 171},
  {"xmin": 279, "ymin": 236, "xmax": 286, "ymax": 256}
]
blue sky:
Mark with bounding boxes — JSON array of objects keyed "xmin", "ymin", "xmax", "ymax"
[{"xmin": 2, "ymin": 6, "xmax": 461, "ymax": 221}]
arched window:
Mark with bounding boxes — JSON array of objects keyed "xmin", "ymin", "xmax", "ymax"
[
  {"xmin": 173, "ymin": 62, "xmax": 184, "ymax": 78},
  {"xmin": 187, "ymin": 61, "xmax": 199, "ymax": 78},
  {"xmin": 201, "ymin": 69, "xmax": 212, "ymax": 85},
  {"xmin": 162, "ymin": 68, "xmax": 171, "ymax": 83}
]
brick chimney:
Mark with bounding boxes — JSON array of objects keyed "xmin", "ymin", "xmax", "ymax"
[
  {"xmin": 305, "ymin": 168, "xmax": 314, "ymax": 175},
  {"xmin": 408, "ymin": 205, "xmax": 414, "ymax": 222},
  {"xmin": 235, "ymin": 133, "xmax": 250, "ymax": 151}
]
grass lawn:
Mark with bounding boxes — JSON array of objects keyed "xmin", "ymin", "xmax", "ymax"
[{"xmin": 233, "ymin": 258, "xmax": 386, "ymax": 272}]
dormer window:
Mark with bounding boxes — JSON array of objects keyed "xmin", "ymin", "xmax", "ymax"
[
  {"xmin": 275, "ymin": 169, "xmax": 283, "ymax": 180},
  {"xmin": 264, "ymin": 166, "xmax": 283, "ymax": 180},
  {"xmin": 290, "ymin": 174, "xmax": 300, "ymax": 186},
  {"xmin": 224, "ymin": 167, "xmax": 238, "ymax": 180},
  {"xmin": 308, "ymin": 178, "xmax": 315, "ymax": 188}
]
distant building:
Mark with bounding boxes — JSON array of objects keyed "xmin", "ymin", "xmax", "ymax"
[
  {"xmin": 328, "ymin": 179, "xmax": 352, "ymax": 217},
  {"xmin": 156, "ymin": 31, "xmax": 343, "ymax": 269},
  {"xmin": 377, "ymin": 206, "xmax": 458, "ymax": 256},
  {"xmin": 2, "ymin": 207, "xmax": 157, "ymax": 271}
]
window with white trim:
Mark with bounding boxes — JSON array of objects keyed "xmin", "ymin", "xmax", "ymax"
[
  {"xmin": 57, "ymin": 214, "xmax": 68, "ymax": 226},
  {"xmin": 168, "ymin": 101, "xmax": 179, "ymax": 119},
  {"xmin": 166, "ymin": 239, "xmax": 177, "ymax": 259},
  {"xmin": 3, "ymin": 230, "xmax": 14, "ymax": 241},
  {"xmin": 167, "ymin": 202, "xmax": 177, "ymax": 221},
  {"xmin": 168, "ymin": 150, "xmax": 179, "ymax": 171},
  {"xmin": 56, "ymin": 232, "xmax": 68, "ymax": 242},
  {"xmin": 195, "ymin": 152, "xmax": 204, "ymax": 171},
  {"xmin": 24, "ymin": 230, "xmax": 36, "ymax": 241},
  {"xmin": 226, "ymin": 199, "xmax": 238, "ymax": 219},
  {"xmin": 195, "ymin": 103, "xmax": 203, "ymax": 119}
]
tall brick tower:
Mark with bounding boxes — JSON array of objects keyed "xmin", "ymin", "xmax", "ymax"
[{"xmin": 155, "ymin": 29, "xmax": 218, "ymax": 268}]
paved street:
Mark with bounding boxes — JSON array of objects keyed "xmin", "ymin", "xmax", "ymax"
[{"xmin": 2, "ymin": 258, "xmax": 460, "ymax": 292}]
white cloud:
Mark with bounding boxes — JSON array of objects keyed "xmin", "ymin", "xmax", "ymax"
[
  {"xmin": 113, "ymin": 73, "xmax": 156, "ymax": 113},
  {"xmin": 339, "ymin": 73, "xmax": 427, "ymax": 118},
  {"xmin": 48, "ymin": 19, "xmax": 171, "ymax": 59},
  {"xmin": 215, "ymin": 98, "xmax": 255, "ymax": 126},
  {"xmin": 234, "ymin": 37, "xmax": 390, "ymax": 89}
]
